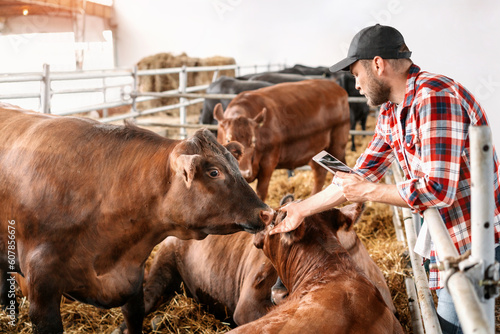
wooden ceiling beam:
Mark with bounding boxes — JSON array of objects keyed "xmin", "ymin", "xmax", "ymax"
[{"xmin": 0, "ymin": 0, "xmax": 112, "ymax": 19}]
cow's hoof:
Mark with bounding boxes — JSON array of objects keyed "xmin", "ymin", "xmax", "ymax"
[{"xmin": 151, "ymin": 315, "xmax": 163, "ymax": 331}]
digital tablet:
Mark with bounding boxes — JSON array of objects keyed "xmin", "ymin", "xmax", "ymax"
[{"xmin": 312, "ymin": 150, "xmax": 362, "ymax": 176}]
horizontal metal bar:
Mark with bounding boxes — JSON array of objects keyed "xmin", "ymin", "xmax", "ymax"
[
  {"xmin": 135, "ymin": 91, "xmax": 238, "ymax": 100},
  {"xmin": 49, "ymin": 70, "xmax": 133, "ymax": 81},
  {"xmin": 99, "ymin": 98, "xmax": 204, "ymax": 123},
  {"xmin": 347, "ymin": 96, "xmax": 368, "ymax": 103},
  {"xmin": 185, "ymin": 64, "xmax": 242, "ymax": 73},
  {"xmin": 350, "ymin": 130, "xmax": 374, "ymax": 136},
  {"xmin": 0, "ymin": 93, "xmax": 40, "ymax": 99},
  {"xmin": 0, "ymin": 74, "xmax": 44, "ymax": 83},
  {"xmin": 186, "ymin": 84, "xmax": 209, "ymax": 93},
  {"xmin": 52, "ymin": 87, "xmax": 107, "ymax": 95},
  {"xmin": 53, "ymin": 100, "xmax": 132, "ymax": 116},
  {"xmin": 136, "ymin": 121, "xmax": 218, "ymax": 131}
]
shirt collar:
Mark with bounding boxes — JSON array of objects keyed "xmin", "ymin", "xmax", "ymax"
[{"xmin": 382, "ymin": 64, "xmax": 421, "ymax": 110}]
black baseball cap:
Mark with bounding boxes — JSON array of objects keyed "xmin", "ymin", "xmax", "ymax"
[{"xmin": 329, "ymin": 24, "xmax": 412, "ymax": 72}]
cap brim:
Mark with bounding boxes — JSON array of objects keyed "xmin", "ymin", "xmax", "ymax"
[{"xmin": 329, "ymin": 56, "xmax": 358, "ymax": 73}]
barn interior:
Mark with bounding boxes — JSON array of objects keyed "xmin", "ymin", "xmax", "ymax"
[{"xmin": 1, "ymin": 1, "xmax": 499, "ymax": 334}]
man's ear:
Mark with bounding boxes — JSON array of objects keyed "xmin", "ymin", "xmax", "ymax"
[
  {"xmin": 225, "ymin": 141, "xmax": 244, "ymax": 161},
  {"xmin": 172, "ymin": 153, "xmax": 202, "ymax": 188},
  {"xmin": 373, "ymin": 56, "xmax": 385, "ymax": 76}
]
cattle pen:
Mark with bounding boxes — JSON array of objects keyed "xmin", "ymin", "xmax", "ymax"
[{"xmin": 0, "ymin": 63, "xmax": 498, "ymax": 333}]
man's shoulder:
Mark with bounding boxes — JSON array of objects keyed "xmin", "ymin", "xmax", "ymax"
[{"xmin": 414, "ymin": 71, "xmax": 456, "ymax": 93}]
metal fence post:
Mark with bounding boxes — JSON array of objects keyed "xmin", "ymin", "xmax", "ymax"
[
  {"xmin": 179, "ymin": 65, "xmax": 188, "ymax": 139},
  {"xmin": 470, "ymin": 125, "xmax": 496, "ymax": 330},
  {"xmin": 40, "ymin": 63, "xmax": 51, "ymax": 114},
  {"xmin": 132, "ymin": 65, "xmax": 138, "ymax": 116}
]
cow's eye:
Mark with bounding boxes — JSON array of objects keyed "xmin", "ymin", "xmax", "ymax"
[{"xmin": 208, "ymin": 169, "xmax": 220, "ymax": 178}]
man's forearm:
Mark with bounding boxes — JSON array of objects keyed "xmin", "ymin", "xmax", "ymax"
[
  {"xmin": 299, "ymin": 184, "xmax": 348, "ymax": 216},
  {"xmin": 364, "ymin": 182, "xmax": 409, "ymax": 207}
]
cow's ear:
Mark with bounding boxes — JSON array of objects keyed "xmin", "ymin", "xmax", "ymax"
[
  {"xmin": 213, "ymin": 103, "xmax": 225, "ymax": 122},
  {"xmin": 338, "ymin": 203, "xmax": 365, "ymax": 230},
  {"xmin": 281, "ymin": 222, "xmax": 306, "ymax": 246},
  {"xmin": 172, "ymin": 154, "xmax": 202, "ymax": 188},
  {"xmin": 225, "ymin": 141, "xmax": 244, "ymax": 161},
  {"xmin": 253, "ymin": 108, "xmax": 266, "ymax": 126},
  {"xmin": 253, "ymin": 230, "xmax": 265, "ymax": 249}
]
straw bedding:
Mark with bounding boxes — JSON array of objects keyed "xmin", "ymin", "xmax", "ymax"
[{"xmin": 2, "ymin": 115, "xmax": 499, "ymax": 333}]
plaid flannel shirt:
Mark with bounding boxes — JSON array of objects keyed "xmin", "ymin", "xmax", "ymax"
[{"xmin": 353, "ymin": 64, "xmax": 500, "ymax": 289}]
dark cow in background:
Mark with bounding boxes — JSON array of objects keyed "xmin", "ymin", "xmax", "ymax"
[
  {"xmin": 229, "ymin": 204, "xmax": 404, "ymax": 334},
  {"xmin": 247, "ymin": 72, "xmax": 307, "ymax": 84},
  {"xmin": 0, "ymin": 103, "xmax": 272, "ymax": 334},
  {"xmin": 199, "ymin": 76, "xmax": 272, "ymax": 127},
  {"xmin": 116, "ymin": 195, "xmax": 396, "ymax": 333},
  {"xmin": 214, "ymin": 79, "xmax": 350, "ymax": 201},
  {"xmin": 278, "ymin": 64, "xmax": 331, "ymax": 77},
  {"xmin": 332, "ymin": 71, "xmax": 371, "ymax": 151}
]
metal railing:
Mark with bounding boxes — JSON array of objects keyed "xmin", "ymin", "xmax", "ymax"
[
  {"xmin": 0, "ymin": 63, "xmax": 284, "ymax": 126},
  {"xmin": 389, "ymin": 126, "xmax": 498, "ymax": 334},
  {"xmin": 0, "ymin": 63, "xmax": 372, "ymax": 139}
]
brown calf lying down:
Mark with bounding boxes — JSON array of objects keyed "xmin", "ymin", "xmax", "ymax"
[
  {"xmin": 117, "ymin": 197, "xmax": 396, "ymax": 333},
  {"xmin": 229, "ymin": 203, "xmax": 404, "ymax": 334},
  {"xmin": 0, "ymin": 103, "xmax": 272, "ymax": 334}
]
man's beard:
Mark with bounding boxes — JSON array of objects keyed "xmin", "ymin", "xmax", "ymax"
[{"xmin": 364, "ymin": 68, "xmax": 391, "ymax": 107}]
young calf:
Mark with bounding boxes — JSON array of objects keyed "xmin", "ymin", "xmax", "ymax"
[{"xmin": 229, "ymin": 204, "xmax": 404, "ymax": 334}]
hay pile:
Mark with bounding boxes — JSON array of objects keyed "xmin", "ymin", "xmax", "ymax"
[
  {"xmin": 2, "ymin": 115, "xmax": 500, "ymax": 333},
  {"xmin": 136, "ymin": 53, "xmax": 236, "ymax": 113}
]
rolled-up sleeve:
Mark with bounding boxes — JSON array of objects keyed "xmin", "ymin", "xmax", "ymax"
[{"xmin": 354, "ymin": 114, "xmax": 395, "ymax": 183}]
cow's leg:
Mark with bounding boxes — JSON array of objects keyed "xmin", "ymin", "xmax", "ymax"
[
  {"xmin": 143, "ymin": 245, "xmax": 182, "ymax": 315},
  {"xmin": 28, "ymin": 282, "xmax": 63, "ymax": 334},
  {"xmin": 309, "ymin": 160, "xmax": 328, "ymax": 195},
  {"xmin": 0, "ymin": 267, "xmax": 8, "ymax": 308},
  {"xmin": 116, "ymin": 240, "xmax": 182, "ymax": 334},
  {"xmin": 120, "ymin": 286, "xmax": 145, "ymax": 334},
  {"xmin": 255, "ymin": 159, "xmax": 279, "ymax": 201},
  {"xmin": 350, "ymin": 106, "xmax": 356, "ymax": 151}
]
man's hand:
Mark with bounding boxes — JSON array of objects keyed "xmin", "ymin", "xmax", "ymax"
[
  {"xmin": 333, "ymin": 171, "xmax": 373, "ymax": 202},
  {"xmin": 269, "ymin": 201, "xmax": 305, "ymax": 235}
]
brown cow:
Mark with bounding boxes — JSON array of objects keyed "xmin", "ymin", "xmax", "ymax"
[
  {"xmin": 0, "ymin": 103, "xmax": 273, "ymax": 334},
  {"xmin": 214, "ymin": 79, "xmax": 350, "ymax": 200},
  {"xmin": 228, "ymin": 204, "xmax": 404, "ymax": 334},
  {"xmin": 117, "ymin": 197, "xmax": 396, "ymax": 333}
]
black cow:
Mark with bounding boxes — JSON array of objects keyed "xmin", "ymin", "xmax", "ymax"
[
  {"xmin": 247, "ymin": 72, "xmax": 308, "ymax": 84},
  {"xmin": 332, "ymin": 72, "xmax": 370, "ymax": 151},
  {"xmin": 199, "ymin": 76, "xmax": 272, "ymax": 127},
  {"xmin": 278, "ymin": 64, "xmax": 331, "ymax": 77}
]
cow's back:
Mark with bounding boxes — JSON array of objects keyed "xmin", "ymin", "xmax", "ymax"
[
  {"xmin": 226, "ymin": 79, "xmax": 349, "ymax": 134},
  {"xmin": 0, "ymin": 105, "xmax": 170, "ymax": 239}
]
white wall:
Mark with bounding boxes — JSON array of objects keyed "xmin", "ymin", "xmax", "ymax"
[{"xmin": 115, "ymin": 0, "xmax": 500, "ymax": 149}]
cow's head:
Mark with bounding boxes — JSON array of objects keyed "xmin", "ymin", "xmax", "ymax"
[
  {"xmin": 254, "ymin": 196, "xmax": 364, "ymax": 288},
  {"xmin": 165, "ymin": 128, "xmax": 273, "ymax": 240},
  {"xmin": 214, "ymin": 103, "xmax": 266, "ymax": 182}
]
